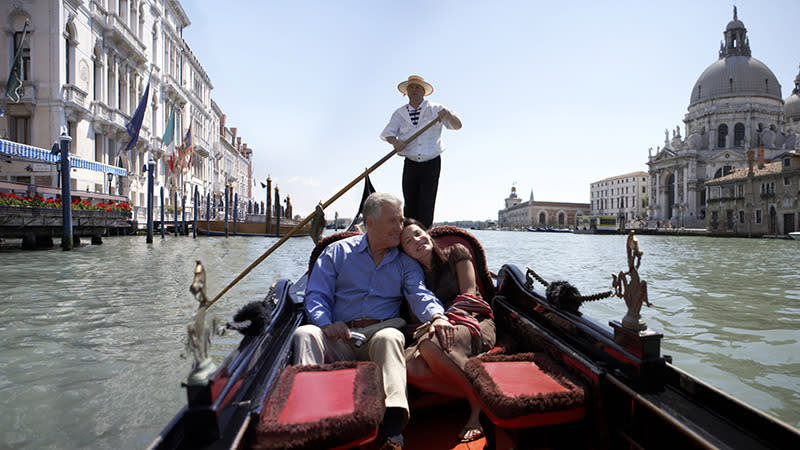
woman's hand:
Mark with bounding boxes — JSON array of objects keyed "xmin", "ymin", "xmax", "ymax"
[{"xmin": 431, "ymin": 316, "xmax": 456, "ymax": 351}]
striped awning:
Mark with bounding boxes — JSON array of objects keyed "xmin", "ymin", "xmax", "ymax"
[{"xmin": 0, "ymin": 138, "xmax": 127, "ymax": 176}]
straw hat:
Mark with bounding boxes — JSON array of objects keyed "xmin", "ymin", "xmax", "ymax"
[{"xmin": 397, "ymin": 75, "xmax": 434, "ymax": 96}]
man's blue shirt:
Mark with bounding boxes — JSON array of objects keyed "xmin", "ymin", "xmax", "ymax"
[{"xmin": 305, "ymin": 234, "xmax": 444, "ymax": 327}]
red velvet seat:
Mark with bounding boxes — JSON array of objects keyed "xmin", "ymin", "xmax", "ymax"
[
  {"xmin": 464, "ymin": 352, "xmax": 587, "ymax": 429},
  {"xmin": 252, "ymin": 361, "xmax": 385, "ymax": 449}
]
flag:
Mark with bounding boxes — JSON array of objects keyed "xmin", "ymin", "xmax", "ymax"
[
  {"xmin": 163, "ymin": 110, "xmax": 176, "ymax": 172},
  {"xmin": 179, "ymin": 124, "xmax": 193, "ymax": 170},
  {"xmin": 2, "ymin": 20, "xmax": 30, "ymax": 114},
  {"xmin": 121, "ymin": 76, "xmax": 151, "ymax": 154}
]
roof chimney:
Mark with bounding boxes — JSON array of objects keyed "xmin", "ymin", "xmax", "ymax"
[
  {"xmin": 757, "ymin": 146, "xmax": 765, "ymax": 169},
  {"xmin": 747, "ymin": 150, "xmax": 754, "ymax": 175},
  {"xmin": 220, "ymin": 115, "xmax": 226, "ymax": 134},
  {"xmin": 231, "ymin": 127, "xmax": 237, "ymax": 145},
  {"xmin": 237, "ymin": 137, "xmax": 242, "ymax": 151}
]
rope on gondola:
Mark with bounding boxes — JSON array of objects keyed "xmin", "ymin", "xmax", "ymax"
[{"xmin": 525, "ymin": 266, "xmax": 613, "ymax": 314}]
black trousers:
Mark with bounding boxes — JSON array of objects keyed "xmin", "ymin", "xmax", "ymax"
[{"xmin": 402, "ymin": 156, "xmax": 440, "ymax": 229}]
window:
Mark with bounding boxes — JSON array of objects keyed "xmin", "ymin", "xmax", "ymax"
[
  {"xmin": 13, "ymin": 31, "xmax": 31, "ymax": 81},
  {"xmin": 733, "ymin": 123, "xmax": 745, "ymax": 147},
  {"xmin": 755, "ymin": 209, "xmax": 762, "ymax": 224},
  {"xmin": 95, "ymin": 133, "xmax": 103, "ymax": 162},
  {"xmin": 739, "ymin": 210, "xmax": 744, "ymax": 224},
  {"xmin": 717, "ymin": 124, "xmax": 728, "ymax": 148},
  {"xmin": 9, "ymin": 116, "xmax": 31, "ymax": 144},
  {"xmin": 785, "ymin": 177, "xmax": 792, "ymax": 186},
  {"xmin": 784, "ymin": 158, "xmax": 791, "ymax": 167},
  {"xmin": 65, "ymin": 33, "xmax": 70, "ymax": 84}
]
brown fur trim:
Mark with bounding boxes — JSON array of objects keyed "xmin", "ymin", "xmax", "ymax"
[
  {"xmin": 429, "ymin": 226, "xmax": 496, "ymax": 299},
  {"xmin": 252, "ymin": 361, "xmax": 385, "ymax": 449},
  {"xmin": 464, "ymin": 353, "xmax": 586, "ymax": 421}
]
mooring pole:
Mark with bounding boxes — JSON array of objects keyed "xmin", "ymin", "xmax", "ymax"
[
  {"xmin": 224, "ymin": 184, "xmax": 229, "ymax": 237},
  {"xmin": 233, "ymin": 193, "xmax": 238, "ymax": 235},
  {"xmin": 181, "ymin": 194, "xmax": 186, "ymax": 235},
  {"xmin": 146, "ymin": 158, "xmax": 155, "ymax": 243},
  {"xmin": 206, "ymin": 192, "xmax": 210, "ymax": 234},
  {"xmin": 160, "ymin": 186, "xmax": 165, "ymax": 239},
  {"xmin": 59, "ymin": 131, "xmax": 73, "ymax": 251},
  {"xmin": 193, "ymin": 186, "xmax": 198, "ymax": 238},
  {"xmin": 274, "ymin": 186, "xmax": 281, "ymax": 238},
  {"xmin": 173, "ymin": 191, "xmax": 178, "ymax": 237}
]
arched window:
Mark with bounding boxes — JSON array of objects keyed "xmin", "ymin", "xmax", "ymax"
[
  {"xmin": 65, "ymin": 30, "xmax": 71, "ymax": 84},
  {"xmin": 13, "ymin": 23, "xmax": 32, "ymax": 83},
  {"xmin": 558, "ymin": 212, "xmax": 565, "ymax": 226},
  {"xmin": 93, "ymin": 47, "xmax": 103, "ymax": 101},
  {"xmin": 733, "ymin": 123, "xmax": 745, "ymax": 147},
  {"xmin": 717, "ymin": 124, "xmax": 728, "ymax": 148},
  {"xmin": 538, "ymin": 212, "xmax": 546, "ymax": 225}
]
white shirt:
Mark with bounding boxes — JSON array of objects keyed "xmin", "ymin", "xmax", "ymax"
[{"xmin": 380, "ymin": 100, "xmax": 457, "ymax": 162}]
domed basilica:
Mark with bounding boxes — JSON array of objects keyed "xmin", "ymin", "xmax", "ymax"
[{"xmin": 647, "ymin": 7, "xmax": 800, "ymax": 228}]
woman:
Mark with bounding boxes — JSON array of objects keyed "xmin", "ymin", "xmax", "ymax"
[{"xmin": 400, "ymin": 218, "xmax": 495, "ymax": 443}]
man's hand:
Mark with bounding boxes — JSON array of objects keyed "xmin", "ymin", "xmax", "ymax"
[
  {"xmin": 322, "ymin": 321, "xmax": 351, "ymax": 342},
  {"xmin": 430, "ymin": 316, "xmax": 456, "ymax": 351},
  {"xmin": 386, "ymin": 136, "xmax": 406, "ymax": 152}
]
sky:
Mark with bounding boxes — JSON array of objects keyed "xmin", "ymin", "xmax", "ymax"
[{"xmin": 180, "ymin": 0, "xmax": 800, "ymax": 222}]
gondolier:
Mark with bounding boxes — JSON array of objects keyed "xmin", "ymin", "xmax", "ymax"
[{"xmin": 381, "ymin": 75, "xmax": 462, "ymax": 229}]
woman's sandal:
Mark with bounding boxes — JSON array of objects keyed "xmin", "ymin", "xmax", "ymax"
[{"xmin": 458, "ymin": 425, "xmax": 484, "ymax": 443}]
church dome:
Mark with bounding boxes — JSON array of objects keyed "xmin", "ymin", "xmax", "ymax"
[
  {"xmin": 785, "ymin": 94, "xmax": 800, "ymax": 121},
  {"xmin": 689, "ymin": 7, "xmax": 782, "ymax": 107},
  {"xmin": 690, "ymin": 56, "xmax": 782, "ymax": 106},
  {"xmin": 786, "ymin": 70, "xmax": 800, "ymax": 122},
  {"xmin": 725, "ymin": 17, "xmax": 745, "ymax": 31}
]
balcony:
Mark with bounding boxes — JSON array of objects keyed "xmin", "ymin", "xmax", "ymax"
[
  {"xmin": 92, "ymin": 8, "xmax": 147, "ymax": 64},
  {"xmin": 91, "ymin": 102, "xmax": 128, "ymax": 131},
  {"xmin": 63, "ymin": 84, "xmax": 91, "ymax": 121}
]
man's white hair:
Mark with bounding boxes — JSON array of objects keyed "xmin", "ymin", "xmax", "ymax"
[{"xmin": 362, "ymin": 192, "xmax": 402, "ymax": 226}]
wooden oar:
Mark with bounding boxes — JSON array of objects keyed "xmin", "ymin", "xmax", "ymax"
[{"xmin": 206, "ymin": 116, "xmax": 442, "ymax": 308}]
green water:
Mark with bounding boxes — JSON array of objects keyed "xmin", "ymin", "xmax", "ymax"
[{"xmin": 0, "ymin": 231, "xmax": 798, "ymax": 448}]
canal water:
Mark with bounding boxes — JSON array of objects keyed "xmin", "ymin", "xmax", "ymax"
[{"xmin": 1, "ymin": 231, "xmax": 798, "ymax": 448}]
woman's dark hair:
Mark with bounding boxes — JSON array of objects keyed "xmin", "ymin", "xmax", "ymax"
[{"xmin": 401, "ymin": 218, "xmax": 447, "ymax": 268}]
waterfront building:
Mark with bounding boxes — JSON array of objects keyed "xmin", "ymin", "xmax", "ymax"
[
  {"xmin": 589, "ymin": 171, "xmax": 648, "ymax": 226},
  {"xmin": 0, "ymin": 0, "xmax": 253, "ymax": 220},
  {"xmin": 646, "ymin": 8, "xmax": 798, "ymax": 229},
  {"xmin": 497, "ymin": 185, "xmax": 590, "ymax": 229},
  {"xmin": 705, "ymin": 150, "xmax": 800, "ymax": 236}
]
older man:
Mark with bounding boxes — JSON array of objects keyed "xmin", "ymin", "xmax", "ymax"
[
  {"xmin": 292, "ymin": 192, "xmax": 453, "ymax": 449},
  {"xmin": 381, "ymin": 75, "xmax": 462, "ymax": 229}
]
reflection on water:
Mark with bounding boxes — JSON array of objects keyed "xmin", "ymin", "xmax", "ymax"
[{"xmin": 0, "ymin": 231, "xmax": 798, "ymax": 448}]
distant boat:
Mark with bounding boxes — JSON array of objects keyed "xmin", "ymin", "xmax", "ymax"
[
  {"xmin": 526, "ymin": 226, "xmax": 573, "ymax": 233},
  {"xmin": 198, "ymin": 214, "xmax": 311, "ymax": 237},
  {"xmin": 790, "ymin": 231, "xmax": 800, "ymax": 240}
]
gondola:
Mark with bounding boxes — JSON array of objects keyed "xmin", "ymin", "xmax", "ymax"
[{"xmin": 149, "ymin": 227, "xmax": 800, "ymax": 450}]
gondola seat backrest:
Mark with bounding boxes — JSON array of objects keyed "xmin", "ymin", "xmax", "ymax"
[{"xmin": 428, "ymin": 226, "xmax": 496, "ymax": 300}]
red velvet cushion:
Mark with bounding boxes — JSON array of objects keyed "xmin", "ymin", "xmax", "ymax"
[
  {"xmin": 278, "ymin": 369, "xmax": 357, "ymax": 424},
  {"xmin": 252, "ymin": 361, "xmax": 384, "ymax": 449},
  {"xmin": 465, "ymin": 353, "xmax": 587, "ymax": 429}
]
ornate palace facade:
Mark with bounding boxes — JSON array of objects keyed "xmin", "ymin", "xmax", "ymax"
[{"xmin": 0, "ymin": 0, "xmax": 254, "ymax": 219}]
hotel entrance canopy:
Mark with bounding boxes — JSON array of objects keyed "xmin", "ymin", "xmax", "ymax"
[{"xmin": 0, "ymin": 138, "xmax": 127, "ymax": 176}]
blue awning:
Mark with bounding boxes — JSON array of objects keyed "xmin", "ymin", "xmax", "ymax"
[{"xmin": 0, "ymin": 138, "xmax": 127, "ymax": 176}]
